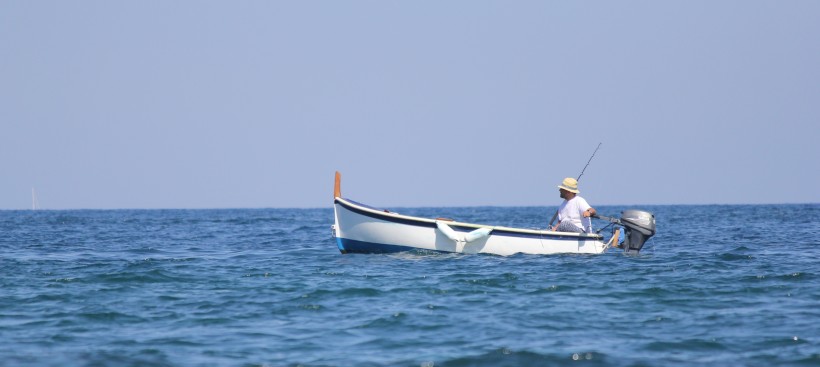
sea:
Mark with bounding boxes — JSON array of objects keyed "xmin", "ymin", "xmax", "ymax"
[{"xmin": 1, "ymin": 204, "xmax": 818, "ymax": 367}]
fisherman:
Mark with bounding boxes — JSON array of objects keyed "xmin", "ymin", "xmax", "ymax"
[{"xmin": 551, "ymin": 177, "xmax": 596, "ymax": 233}]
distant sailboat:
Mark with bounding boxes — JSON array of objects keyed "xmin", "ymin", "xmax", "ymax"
[{"xmin": 31, "ymin": 188, "xmax": 40, "ymax": 210}]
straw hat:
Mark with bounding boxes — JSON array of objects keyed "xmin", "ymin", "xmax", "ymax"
[{"xmin": 557, "ymin": 177, "xmax": 580, "ymax": 194}]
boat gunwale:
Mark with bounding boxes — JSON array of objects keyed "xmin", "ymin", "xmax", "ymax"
[{"xmin": 334, "ymin": 197, "xmax": 602, "ymax": 240}]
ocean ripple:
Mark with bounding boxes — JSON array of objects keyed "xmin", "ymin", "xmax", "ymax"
[{"xmin": 0, "ymin": 205, "xmax": 818, "ymax": 366}]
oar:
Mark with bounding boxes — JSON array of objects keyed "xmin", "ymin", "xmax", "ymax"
[
  {"xmin": 608, "ymin": 228, "xmax": 621, "ymax": 249},
  {"xmin": 548, "ymin": 210, "xmax": 560, "ymax": 229}
]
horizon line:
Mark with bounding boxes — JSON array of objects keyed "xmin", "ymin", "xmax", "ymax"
[{"xmin": 2, "ymin": 201, "xmax": 817, "ymax": 212}]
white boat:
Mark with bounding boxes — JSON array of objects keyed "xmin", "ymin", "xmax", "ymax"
[{"xmin": 331, "ymin": 172, "xmax": 656, "ymax": 255}]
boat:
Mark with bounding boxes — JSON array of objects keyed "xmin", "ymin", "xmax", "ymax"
[{"xmin": 331, "ymin": 172, "xmax": 656, "ymax": 256}]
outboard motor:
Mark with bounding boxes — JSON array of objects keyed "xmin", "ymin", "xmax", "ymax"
[{"xmin": 619, "ymin": 210, "xmax": 656, "ymax": 254}]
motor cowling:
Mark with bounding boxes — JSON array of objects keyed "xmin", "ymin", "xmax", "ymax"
[{"xmin": 619, "ymin": 210, "xmax": 656, "ymax": 254}]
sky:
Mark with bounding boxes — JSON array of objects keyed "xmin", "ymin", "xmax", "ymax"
[{"xmin": 2, "ymin": 1, "xmax": 819, "ymax": 209}]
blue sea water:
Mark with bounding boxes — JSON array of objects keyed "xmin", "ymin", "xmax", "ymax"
[{"xmin": 1, "ymin": 204, "xmax": 818, "ymax": 366}]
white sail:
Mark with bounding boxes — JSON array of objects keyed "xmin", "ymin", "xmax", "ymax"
[{"xmin": 31, "ymin": 188, "xmax": 40, "ymax": 210}]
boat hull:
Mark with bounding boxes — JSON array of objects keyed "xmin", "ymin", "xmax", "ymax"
[{"xmin": 333, "ymin": 198, "xmax": 609, "ymax": 256}]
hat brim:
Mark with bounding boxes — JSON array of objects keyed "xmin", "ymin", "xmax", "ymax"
[{"xmin": 558, "ymin": 185, "xmax": 580, "ymax": 194}]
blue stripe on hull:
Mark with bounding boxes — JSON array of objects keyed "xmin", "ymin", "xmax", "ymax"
[{"xmin": 336, "ymin": 237, "xmax": 435, "ymax": 254}]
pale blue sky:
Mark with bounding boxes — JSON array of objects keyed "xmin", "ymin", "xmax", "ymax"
[{"xmin": 2, "ymin": 1, "xmax": 818, "ymax": 209}]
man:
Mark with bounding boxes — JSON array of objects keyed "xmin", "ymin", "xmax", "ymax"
[{"xmin": 551, "ymin": 177, "xmax": 596, "ymax": 233}]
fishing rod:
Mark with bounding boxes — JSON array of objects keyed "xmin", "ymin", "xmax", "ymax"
[
  {"xmin": 548, "ymin": 142, "xmax": 602, "ymax": 227},
  {"xmin": 576, "ymin": 142, "xmax": 601, "ymax": 182}
]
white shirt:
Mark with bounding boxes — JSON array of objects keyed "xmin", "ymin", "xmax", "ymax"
[{"xmin": 558, "ymin": 196, "xmax": 592, "ymax": 233}]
